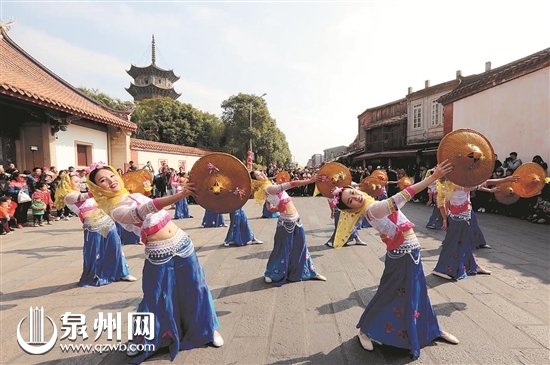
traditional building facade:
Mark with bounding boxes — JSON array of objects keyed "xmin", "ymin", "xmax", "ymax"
[
  {"xmin": 0, "ymin": 26, "xmax": 136, "ymax": 171},
  {"xmin": 129, "ymin": 139, "xmax": 210, "ymax": 173},
  {"xmin": 125, "ymin": 35, "xmax": 181, "ymax": 101},
  {"xmin": 438, "ymin": 48, "xmax": 550, "ymax": 166},
  {"xmin": 354, "ymin": 98, "xmax": 408, "ymax": 167}
]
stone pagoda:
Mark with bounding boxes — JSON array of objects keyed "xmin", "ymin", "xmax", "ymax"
[{"xmin": 125, "ymin": 35, "xmax": 181, "ymax": 101}]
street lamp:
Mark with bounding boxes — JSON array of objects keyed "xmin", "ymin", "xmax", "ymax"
[{"xmin": 249, "ymin": 92, "xmax": 267, "ymax": 160}]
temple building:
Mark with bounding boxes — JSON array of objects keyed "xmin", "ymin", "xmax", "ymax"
[{"xmin": 125, "ymin": 35, "xmax": 181, "ymax": 101}]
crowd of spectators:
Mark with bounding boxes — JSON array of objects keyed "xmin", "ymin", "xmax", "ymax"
[{"xmin": 1, "ymin": 151, "xmax": 548, "ymax": 237}]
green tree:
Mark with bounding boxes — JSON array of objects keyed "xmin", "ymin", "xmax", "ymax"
[
  {"xmin": 131, "ymin": 98, "xmax": 225, "ymax": 150},
  {"xmin": 220, "ymin": 93, "xmax": 291, "ymax": 166},
  {"xmin": 78, "ymin": 87, "xmax": 133, "ymax": 111}
]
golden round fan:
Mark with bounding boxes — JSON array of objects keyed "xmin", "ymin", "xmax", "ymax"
[
  {"xmin": 316, "ymin": 162, "xmax": 352, "ymax": 198},
  {"xmin": 437, "ymin": 129, "xmax": 495, "ymax": 187},
  {"xmin": 122, "ymin": 170, "xmax": 153, "ymax": 196},
  {"xmin": 370, "ymin": 169, "xmax": 388, "ymax": 185},
  {"xmin": 275, "ymin": 171, "xmax": 291, "ymax": 184},
  {"xmin": 494, "ymin": 182, "xmax": 520, "ymax": 205},
  {"xmin": 511, "ymin": 162, "xmax": 547, "ymax": 198},
  {"xmin": 188, "ymin": 153, "xmax": 251, "ymax": 213},
  {"xmin": 397, "ymin": 176, "xmax": 413, "ymax": 191},
  {"xmin": 359, "ymin": 176, "xmax": 383, "ymax": 198}
]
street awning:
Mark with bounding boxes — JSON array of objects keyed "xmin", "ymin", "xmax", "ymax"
[
  {"xmin": 354, "ymin": 152, "xmax": 381, "ymax": 161},
  {"xmin": 377, "ymin": 149, "xmax": 420, "ymax": 158},
  {"xmin": 354, "ymin": 149, "xmax": 422, "ymax": 160}
]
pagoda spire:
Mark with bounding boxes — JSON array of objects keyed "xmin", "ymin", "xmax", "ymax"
[{"xmin": 151, "ymin": 34, "xmax": 156, "ymax": 65}]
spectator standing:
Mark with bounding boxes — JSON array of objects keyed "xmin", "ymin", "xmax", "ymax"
[
  {"xmin": 78, "ymin": 170, "xmax": 88, "ymax": 193},
  {"xmin": 493, "ymin": 154, "xmax": 502, "ymax": 171},
  {"xmin": 8, "ymin": 172, "xmax": 33, "ymax": 227},
  {"xmin": 127, "ymin": 160, "xmax": 138, "ymax": 172},
  {"xmin": 502, "ymin": 152, "xmax": 522, "ymax": 173},
  {"xmin": 30, "ymin": 193, "xmax": 47, "ymax": 227},
  {"xmin": 532, "ymin": 155, "xmax": 548, "ymax": 173}
]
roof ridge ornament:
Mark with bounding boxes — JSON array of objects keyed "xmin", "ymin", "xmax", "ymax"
[{"xmin": 0, "ymin": 17, "xmax": 16, "ymax": 38}]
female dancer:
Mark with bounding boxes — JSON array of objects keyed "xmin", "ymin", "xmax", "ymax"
[
  {"xmin": 201, "ymin": 209, "xmax": 227, "ymax": 227},
  {"xmin": 432, "ymin": 174, "xmax": 518, "ymax": 279},
  {"xmin": 54, "ymin": 173, "xmax": 136, "ymax": 286},
  {"xmin": 224, "ymin": 207, "xmax": 263, "ymax": 246},
  {"xmin": 86, "ymin": 163, "xmax": 223, "ymax": 363},
  {"xmin": 425, "ymin": 168, "xmax": 444, "ymax": 230},
  {"xmin": 172, "ymin": 173, "xmax": 193, "ymax": 219},
  {"xmin": 250, "ymin": 170, "xmax": 326, "ymax": 285},
  {"xmin": 332, "ymin": 160, "xmax": 458, "ymax": 359},
  {"xmin": 326, "ymin": 202, "xmax": 366, "ymax": 247}
]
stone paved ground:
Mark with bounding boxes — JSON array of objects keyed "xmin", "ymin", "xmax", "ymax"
[{"xmin": 1, "ymin": 197, "xmax": 549, "ymax": 365}]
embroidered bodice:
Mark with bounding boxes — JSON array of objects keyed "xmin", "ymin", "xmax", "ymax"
[
  {"xmin": 363, "ymin": 189, "xmax": 415, "ymax": 251},
  {"xmin": 109, "ymin": 193, "xmax": 171, "ymax": 240},
  {"xmin": 265, "ymin": 190, "xmax": 292, "ymax": 213},
  {"xmin": 64, "ymin": 192, "xmax": 99, "ymax": 222}
]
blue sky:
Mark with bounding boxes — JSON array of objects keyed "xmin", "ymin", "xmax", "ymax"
[{"xmin": 2, "ymin": 0, "xmax": 549, "ymax": 166}]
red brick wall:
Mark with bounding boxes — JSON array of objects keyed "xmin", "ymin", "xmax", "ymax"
[{"xmin": 443, "ymin": 103, "xmax": 454, "ymax": 135}]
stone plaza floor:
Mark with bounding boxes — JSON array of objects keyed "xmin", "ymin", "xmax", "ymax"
[{"xmin": 1, "ymin": 197, "xmax": 549, "ymax": 365}]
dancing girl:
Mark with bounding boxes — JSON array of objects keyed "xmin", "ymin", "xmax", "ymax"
[
  {"xmin": 54, "ymin": 173, "xmax": 135, "ymax": 287},
  {"xmin": 332, "ymin": 160, "xmax": 459, "ymax": 359},
  {"xmin": 86, "ymin": 163, "xmax": 223, "ymax": 363},
  {"xmin": 250, "ymin": 169, "xmax": 326, "ymax": 285}
]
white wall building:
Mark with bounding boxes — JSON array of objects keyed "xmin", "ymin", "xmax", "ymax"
[{"xmin": 439, "ymin": 49, "xmax": 550, "ymax": 168}]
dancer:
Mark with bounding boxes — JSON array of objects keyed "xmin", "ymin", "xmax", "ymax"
[
  {"xmin": 172, "ymin": 172, "xmax": 193, "ymax": 219},
  {"xmin": 116, "ymin": 222, "xmax": 141, "ymax": 245},
  {"xmin": 55, "ymin": 173, "xmax": 136, "ymax": 287},
  {"xmin": 224, "ymin": 207, "xmax": 263, "ymax": 246},
  {"xmin": 86, "ymin": 163, "xmax": 223, "ymax": 363},
  {"xmin": 424, "ymin": 168, "xmax": 444, "ymax": 230},
  {"xmin": 432, "ymin": 174, "xmax": 518, "ymax": 280},
  {"xmin": 326, "ymin": 202, "xmax": 366, "ymax": 247},
  {"xmin": 250, "ymin": 170, "xmax": 326, "ymax": 285},
  {"xmin": 332, "ymin": 160, "xmax": 459, "ymax": 359},
  {"xmin": 201, "ymin": 209, "xmax": 227, "ymax": 227}
]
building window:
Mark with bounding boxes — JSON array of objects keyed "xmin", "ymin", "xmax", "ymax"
[
  {"xmin": 413, "ymin": 103, "xmax": 422, "ymax": 129},
  {"xmin": 431, "ymin": 101, "xmax": 441, "ymax": 126},
  {"xmin": 76, "ymin": 143, "xmax": 92, "ymax": 167}
]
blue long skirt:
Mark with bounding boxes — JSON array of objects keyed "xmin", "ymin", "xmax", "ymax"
[
  {"xmin": 262, "ymin": 203, "xmax": 280, "ymax": 218},
  {"xmin": 130, "ymin": 240, "xmax": 220, "ymax": 364},
  {"xmin": 426, "ymin": 206, "xmax": 444, "ymax": 230},
  {"xmin": 469, "ymin": 211, "xmax": 487, "ymax": 248},
  {"xmin": 264, "ymin": 216, "xmax": 318, "ymax": 286},
  {"xmin": 174, "ymin": 197, "xmax": 192, "ymax": 219},
  {"xmin": 116, "ymin": 222, "xmax": 141, "ymax": 245},
  {"xmin": 357, "ymin": 249, "xmax": 441, "ymax": 359},
  {"xmin": 326, "ymin": 208, "xmax": 358, "ymax": 246},
  {"xmin": 201, "ymin": 210, "xmax": 226, "ymax": 227},
  {"xmin": 79, "ymin": 220, "xmax": 130, "ymax": 287},
  {"xmin": 433, "ymin": 217, "xmax": 478, "ymax": 280},
  {"xmin": 224, "ymin": 208, "xmax": 254, "ymax": 246}
]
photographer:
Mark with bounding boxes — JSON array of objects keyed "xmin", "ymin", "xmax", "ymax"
[{"xmin": 502, "ymin": 152, "xmax": 522, "ymax": 173}]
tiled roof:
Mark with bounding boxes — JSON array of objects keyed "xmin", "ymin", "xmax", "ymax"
[
  {"xmin": 438, "ymin": 48, "xmax": 550, "ymax": 105},
  {"xmin": 130, "ymin": 138, "xmax": 211, "ymax": 156},
  {"xmin": 0, "ymin": 29, "xmax": 137, "ymax": 131},
  {"xmin": 365, "ymin": 113, "xmax": 407, "ymax": 131}
]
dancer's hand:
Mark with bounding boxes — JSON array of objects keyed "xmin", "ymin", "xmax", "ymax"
[
  {"xmin": 181, "ymin": 182, "xmax": 198, "ymax": 198},
  {"xmin": 504, "ymin": 175, "xmax": 520, "ymax": 183},
  {"xmin": 432, "ymin": 160, "xmax": 453, "ymax": 180}
]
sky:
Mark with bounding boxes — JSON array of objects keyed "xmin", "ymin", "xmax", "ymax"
[{"xmin": 1, "ymin": 0, "xmax": 549, "ymax": 167}]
